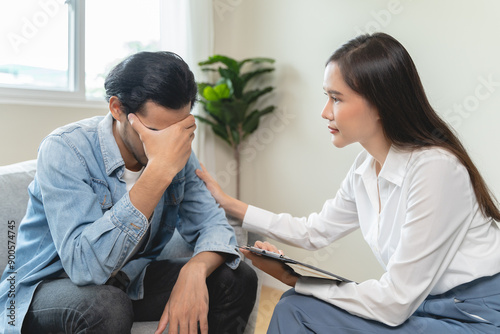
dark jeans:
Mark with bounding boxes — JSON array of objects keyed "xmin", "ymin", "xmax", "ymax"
[{"xmin": 22, "ymin": 259, "xmax": 258, "ymax": 334}]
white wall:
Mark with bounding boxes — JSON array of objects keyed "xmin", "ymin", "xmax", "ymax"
[{"xmin": 212, "ymin": 0, "xmax": 500, "ymax": 285}]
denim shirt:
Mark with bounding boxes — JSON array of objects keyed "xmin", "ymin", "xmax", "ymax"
[{"xmin": 0, "ymin": 113, "xmax": 239, "ymax": 333}]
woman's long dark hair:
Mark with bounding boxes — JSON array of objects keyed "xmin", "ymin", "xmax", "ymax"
[{"xmin": 328, "ymin": 32, "xmax": 500, "ymax": 221}]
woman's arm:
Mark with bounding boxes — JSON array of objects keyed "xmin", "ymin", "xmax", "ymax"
[
  {"xmin": 196, "ymin": 166, "xmax": 301, "ymax": 285},
  {"xmin": 196, "ymin": 161, "xmax": 360, "ymax": 250}
]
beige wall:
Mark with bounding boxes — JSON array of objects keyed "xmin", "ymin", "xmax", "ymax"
[
  {"xmin": 212, "ymin": 0, "xmax": 500, "ymax": 285},
  {"xmin": 2, "ymin": 0, "xmax": 500, "ymax": 286},
  {"xmin": 0, "ymin": 104, "xmax": 107, "ymax": 166}
]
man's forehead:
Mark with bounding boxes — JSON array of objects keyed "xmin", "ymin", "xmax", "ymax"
[{"xmin": 134, "ymin": 102, "xmax": 192, "ymax": 130}]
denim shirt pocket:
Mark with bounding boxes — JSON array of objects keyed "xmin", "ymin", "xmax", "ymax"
[
  {"xmin": 165, "ymin": 175, "xmax": 185, "ymax": 206},
  {"xmin": 90, "ymin": 178, "xmax": 113, "ymax": 210},
  {"xmin": 159, "ymin": 175, "xmax": 185, "ymax": 234}
]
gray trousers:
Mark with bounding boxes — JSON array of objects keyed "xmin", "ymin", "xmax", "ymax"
[{"xmin": 268, "ymin": 272, "xmax": 500, "ymax": 333}]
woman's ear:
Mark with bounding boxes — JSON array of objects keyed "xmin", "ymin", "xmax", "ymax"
[
  {"xmin": 109, "ymin": 96, "xmax": 124, "ymax": 121},
  {"xmin": 369, "ymin": 103, "xmax": 381, "ymax": 121}
]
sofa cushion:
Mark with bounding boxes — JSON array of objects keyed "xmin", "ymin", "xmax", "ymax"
[{"xmin": 0, "ymin": 160, "xmax": 37, "ymax": 271}]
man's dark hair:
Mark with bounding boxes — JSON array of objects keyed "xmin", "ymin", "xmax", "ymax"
[{"xmin": 104, "ymin": 51, "xmax": 197, "ymax": 114}]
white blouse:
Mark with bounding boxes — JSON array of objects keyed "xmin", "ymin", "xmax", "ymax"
[{"xmin": 243, "ymin": 146, "xmax": 500, "ymax": 326}]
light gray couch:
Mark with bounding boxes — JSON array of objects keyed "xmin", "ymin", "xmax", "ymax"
[{"xmin": 0, "ymin": 160, "xmax": 261, "ymax": 334}]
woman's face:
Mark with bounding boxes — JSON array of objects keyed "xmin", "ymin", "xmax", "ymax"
[{"xmin": 321, "ymin": 62, "xmax": 383, "ymax": 149}]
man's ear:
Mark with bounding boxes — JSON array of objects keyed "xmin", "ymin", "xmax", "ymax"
[{"xmin": 109, "ymin": 96, "xmax": 125, "ymax": 121}]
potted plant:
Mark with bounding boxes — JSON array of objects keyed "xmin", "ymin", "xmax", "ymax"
[{"xmin": 196, "ymin": 55, "xmax": 275, "ymax": 199}]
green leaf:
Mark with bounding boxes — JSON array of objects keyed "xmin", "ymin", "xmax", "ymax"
[
  {"xmin": 242, "ymin": 110, "xmax": 260, "ymax": 134},
  {"xmin": 218, "ymin": 68, "xmax": 244, "ymax": 98},
  {"xmin": 238, "ymin": 57, "xmax": 275, "ymax": 68},
  {"xmin": 241, "ymin": 68, "xmax": 274, "ymax": 89},
  {"xmin": 215, "ymin": 77, "xmax": 234, "ymax": 96},
  {"xmin": 213, "ymin": 126, "xmax": 232, "ymax": 145},
  {"xmin": 211, "ymin": 100, "xmax": 247, "ymax": 126},
  {"xmin": 242, "ymin": 106, "xmax": 275, "ymax": 136},
  {"xmin": 258, "ymin": 105, "xmax": 275, "ymax": 116},
  {"xmin": 199, "ymin": 55, "xmax": 240, "ymax": 74},
  {"xmin": 230, "ymin": 129, "xmax": 240, "ymax": 146},
  {"xmin": 194, "ymin": 115, "xmax": 217, "ymax": 127},
  {"xmin": 213, "ymin": 83, "xmax": 231, "ymax": 99},
  {"xmin": 223, "ymin": 99, "xmax": 249, "ymax": 125},
  {"xmin": 197, "ymin": 82, "xmax": 210, "ymax": 95},
  {"xmin": 198, "ymin": 54, "xmax": 276, "ymax": 149},
  {"xmin": 241, "ymin": 87, "xmax": 274, "ymax": 105},
  {"xmin": 202, "ymin": 86, "xmax": 219, "ymax": 101},
  {"xmin": 195, "ymin": 115, "xmax": 231, "ymax": 145},
  {"xmin": 204, "ymin": 101, "xmax": 227, "ymax": 123},
  {"xmin": 202, "ymin": 83, "xmax": 231, "ymax": 101}
]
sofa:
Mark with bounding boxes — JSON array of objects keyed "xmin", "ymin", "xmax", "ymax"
[{"xmin": 0, "ymin": 160, "xmax": 261, "ymax": 334}]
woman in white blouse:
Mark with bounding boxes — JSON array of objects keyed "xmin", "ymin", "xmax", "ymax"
[{"xmin": 197, "ymin": 32, "xmax": 500, "ymax": 333}]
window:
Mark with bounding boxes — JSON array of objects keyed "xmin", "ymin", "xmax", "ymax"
[
  {"xmin": 0, "ymin": 0, "xmax": 161, "ymax": 106},
  {"xmin": 85, "ymin": 0, "xmax": 160, "ymax": 100},
  {"xmin": 0, "ymin": 0, "xmax": 70, "ymax": 91}
]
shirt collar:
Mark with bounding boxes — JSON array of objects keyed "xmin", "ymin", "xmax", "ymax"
[
  {"xmin": 355, "ymin": 145, "xmax": 413, "ymax": 187},
  {"xmin": 98, "ymin": 113, "xmax": 126, "ymax": 176}
]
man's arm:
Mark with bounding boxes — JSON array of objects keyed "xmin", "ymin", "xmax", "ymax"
[
  {"xmin": 175, "ymin": 153, "xmax": 241, "ymax": 266},
  {"xmin": 127, "ymin": 113, "xmax": 196, "ymax": 219},
  {"xmin": 37, "ymin": 113, "xmax": 195, "ymax": 285},
  {"xmin": 130, "ymin": 113, "xmax": 229, "ymax": 334},
  {"xmin": 153, "ymin": 152, "xmax": 239, "ymax": 333}
]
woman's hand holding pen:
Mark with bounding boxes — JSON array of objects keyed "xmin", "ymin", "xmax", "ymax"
[{"xmin": 240, "ymin": 241, "xmax": 300, "ymax": 287}]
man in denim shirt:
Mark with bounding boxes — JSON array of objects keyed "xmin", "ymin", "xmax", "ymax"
[{"xmin": 0, "ymin": 52, "xmax": 257, "ymax": 334}]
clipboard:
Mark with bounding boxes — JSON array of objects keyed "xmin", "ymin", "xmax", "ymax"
[{"xmin": 237, "ymin": 245, "xmax": 355, "ymax": 283}]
